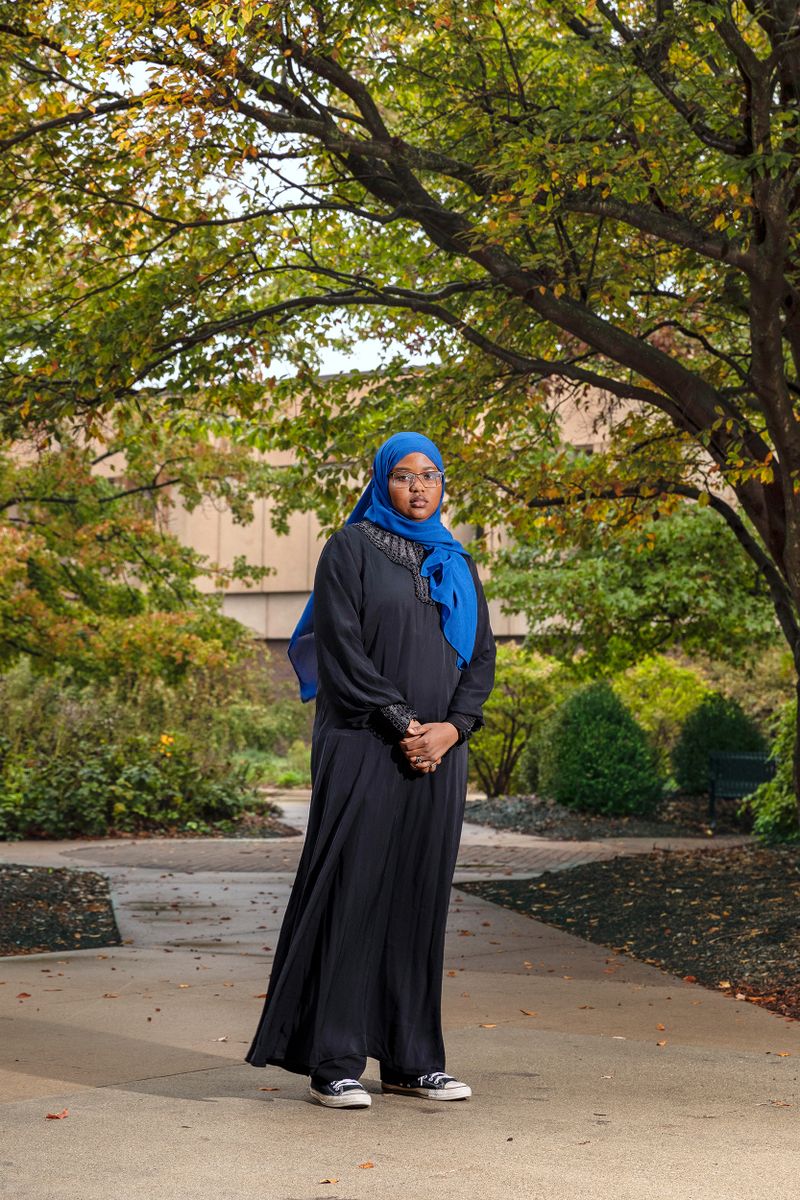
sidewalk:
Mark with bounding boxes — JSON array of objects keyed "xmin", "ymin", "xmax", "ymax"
[{"xmin": 0, "ymin": 803, "xmax": 797, "ymax": 1200}]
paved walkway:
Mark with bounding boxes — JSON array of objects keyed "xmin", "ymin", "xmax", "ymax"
[
  {"xmin": 0, "ymin": 801, "xmax": 797, "ymax": 1199},
  {"xmin": 23, "ymin": 791, "xmax": 749, "ymax": 881}
]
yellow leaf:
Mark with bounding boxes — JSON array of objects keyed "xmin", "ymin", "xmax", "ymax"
[
  {"xmin": 359, "ymin": 1162, "xmax": 376, "ymax": 1169},
  {"xmin": 480, "ymin": 1023, "xmax": 497, "ymax": 1028},
  {"xmin": 577, "ymin": 171, "xmax": 587, "ymax": 188},
  {"xmin": 553, "ymin": 283, "xmax": 566, "ymax": 298}
]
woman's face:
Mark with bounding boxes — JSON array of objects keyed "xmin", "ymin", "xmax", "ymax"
[{"xmin": 387, "ymin": 451, "xmax": 444, "ymax": 521}]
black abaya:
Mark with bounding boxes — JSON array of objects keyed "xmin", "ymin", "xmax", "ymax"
[{"xmin": 245, "ymin": 519, "xmax": 496, "ymax": 1081}]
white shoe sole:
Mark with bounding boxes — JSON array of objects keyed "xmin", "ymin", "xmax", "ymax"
[
  {"xmin": 309, "ymin": 1085, "xmax": 372, "ymax": 1108},
  {"xmin": 382, "ymin": 1081, "xmax": 472, "ymax": 1101}
]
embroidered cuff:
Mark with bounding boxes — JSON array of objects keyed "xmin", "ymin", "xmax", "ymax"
[
  {"xmin": 446, "ymin": 712, "xmax": 478, "ymax": 743},
  {"xmin": 377, "ymin": 702, "xmax": 419, "ymax": 738}
]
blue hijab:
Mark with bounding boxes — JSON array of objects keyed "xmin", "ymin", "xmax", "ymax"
[{"xmin": 288, "ymin": 432, "xmax": 478, "ymax": 700}]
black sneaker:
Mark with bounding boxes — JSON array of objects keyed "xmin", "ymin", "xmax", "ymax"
[
  {"xmin": 309, "ymin": 1077, "xmax": 372, "ymax": 1108},
  {"xmin": 381, "ymin": 1070, "xmax": 471, "ymax": 1101}
]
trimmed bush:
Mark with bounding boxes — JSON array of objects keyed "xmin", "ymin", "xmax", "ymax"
[
  {"xmin": 671, "ymin": 692, "xmax": 767, "ymax": 795},
  {"xmin": 743, "ymin": 699, "xmax": 800, "ymax": 843},
  {"xmin": 610, "ymin": 654, "xmax": 711, "ymax": 774},
  {"xmin": 538, "ymin": 680, "xmax": 664, "ymax": 815}
]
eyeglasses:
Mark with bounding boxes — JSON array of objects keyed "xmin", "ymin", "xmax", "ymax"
[{"xmin": 388, "ymin": 470, "xmax": 445, "ymax": 489}]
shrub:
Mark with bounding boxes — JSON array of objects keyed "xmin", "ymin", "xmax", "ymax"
[
  {"xmin": 670, "ymin": 692, "xmax": 767, "ymax": 795},
  {"xmin": 0, "ymin": 654, "xmax": 309, "ymax": 839},
  {"xmin": 610, "ymin": 654, "xmax": 711, "ymax": 774},
  {"xmin": 538, "ymin": 680, "xmax": 664, "ymax": 815},
  {"xmin": 468, "ymin": 645, "xmax": 569, "ymax": 798},
  {"xmin": 743, "ymin": 699, "xmax": 800, "ymax": 843}
]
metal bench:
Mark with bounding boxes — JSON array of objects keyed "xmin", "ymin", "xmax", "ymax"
[{"xmin": 707, "ymin": 750, "xmax": 776, "ymax": 831}]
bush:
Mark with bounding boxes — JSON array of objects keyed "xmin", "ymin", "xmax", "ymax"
[
  {"xmin": 743, "ymin": 699, "xmax": 800, "ymax": 843},
  {"xmin": 0, "ymin": 655, "xmax": 310, "ymax": 839},
  {"xmin": 468, "ymin": 645, "xmax": 570, "ymax": 798},
  {"xmin": 538, "ymin": 680, "xmax": 664, "ymax": 815},
  {"xmin": 610, "ymin": 654, "xmax": 711, "ymax": 774},
  {"xmin": 670, "ymin": 691, "xmax": 767, "ymax": 795}
]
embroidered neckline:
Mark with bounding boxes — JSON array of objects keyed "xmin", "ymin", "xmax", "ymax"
[{"xmin": 354, "ymin": 519, "xmax": 436, "ymax": 606}]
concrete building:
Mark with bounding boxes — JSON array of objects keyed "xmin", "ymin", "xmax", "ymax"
[{"xmin": 165, "ymin": 376, "xmax": 617, "ymax": 650}]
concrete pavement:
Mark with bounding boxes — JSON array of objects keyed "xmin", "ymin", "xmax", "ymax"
[{"xmin": 0, "ymin": 799, "xmax": 797, "ymax": 1199}]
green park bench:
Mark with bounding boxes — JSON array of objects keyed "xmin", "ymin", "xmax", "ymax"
[{"xmin": 707, "ymin": 750, "xmax": 776, "ymax": 832}]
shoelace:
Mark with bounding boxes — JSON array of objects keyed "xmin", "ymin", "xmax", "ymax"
[
  {"xmin": 419, "ymin": 1071, "xmax": 451, "ymax": 1086},
  {"xmin": 330, "ymin": 1078, "xmax": 362, "ymax": 1092}
]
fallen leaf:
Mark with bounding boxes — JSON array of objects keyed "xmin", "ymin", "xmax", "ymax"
[
  {"xmin": 683, "ymin": 975, "xmax": 697, "ymax": 984},
  {"xmin": 178, "ymin": 984, "xmax": 191, "ymax": 989},
  {"xmin": 446, "ymin": 971, "xmax": 457, "ymax": 977},
  {"xmin": 480, "ymin": 1023, "xmax": 497, "ymax": 1028},
  {"xmin": 16, "ymin": 992, "xmax": 31, "ymax": 999},
  {"xmin": 319, "ymin": 1179, "xmax": 338, "ymax": 1185},
  {"xmin": 253, "ymin": 993, "xmax": 267, "ymax": 998},
  {"xmin": 358, "ymin": 1162, "xmax": 375, "ymax": 1169},
  {"xmin": 775, "ymin": 1051, "xmax": 792, "ymax": 1057},
  {"xmin": 656, "ymin": 1024, "xmax": 666, "ymax": 1031},
  {"xmin": 45, "ymin": 1109, "xmax": 69, "ymax": 1120},
  {"xmin": 718, "ymin": 980, "xmax": 732, "ymax": 990},
  {"xmin": 102, "ymin": 993, "xmax": 119, "ymax": 999},
  {"xmin": 258, "ymin": 1087, "xmax": 280, "ymax": 1092},
  {"xmin": 214, "ymin": 1036, "xmax": 228, "ymax": 1042},
  {"xmin": 520, "ymin": 1009, "xmax": 538, "ymax": 1017},
  {"xmin": 656, "ymin": 1040, "xmax": 667, "ymax": 1047}
]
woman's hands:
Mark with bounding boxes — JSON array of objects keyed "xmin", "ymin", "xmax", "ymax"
[{"xmin": 400, "ymin": 720, "xmax": 460, "ymax": 773}]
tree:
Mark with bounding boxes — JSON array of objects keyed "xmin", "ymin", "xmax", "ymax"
[
  {"xmin": 2, "ymin": 2, "xmax": 800, "ymax": 812},
  {"xmin": 0, "ymin": 407, "xmax": 276, "ymax": 677},
  {"xmin": 490, "ymin": 502, "xmax": 782, "ymax": 676}
]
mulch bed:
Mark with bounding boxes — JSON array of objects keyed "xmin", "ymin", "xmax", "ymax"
[
  {"xmin": 464, "ymin": 793, "xmax": 748, "ymax": 839},
  {"xmin": 0, "ymin": 864, "xmax": 122, "ymax": 956},
  {"xmin": 460, "ymin": 844, "xmax": 800, "ymax": 1021}
]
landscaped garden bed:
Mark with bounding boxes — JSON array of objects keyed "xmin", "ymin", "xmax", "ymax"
[
  {"xmin": 460, "ymin": 843, "xmax": 800, "ymax": 1020},
  {"xmin": 464, "ymin": 792, "xmax": 747, "ymax": 839},
  {"xmin": 0, "ymin": 863, "xmax": 122, "ymax": 956}
]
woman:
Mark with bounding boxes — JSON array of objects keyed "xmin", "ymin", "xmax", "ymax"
[{"xmin": 245, "ymin": 432, "xmax": 496, "ymax": 1108}]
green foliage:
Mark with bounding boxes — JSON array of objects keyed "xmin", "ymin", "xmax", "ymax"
[
  {"xmin": 468, "ymin": 644, "xmax": 569, "ymax": 798},
  {"xmin": 0, "ymin": 655, "xmax": 309, "ymax": 839},
  {"xmin": 1, "ymin": 1, "xmax": 799, "ymax": 816},
  {"xmin": 489, "ymin": 505, "xmax": 782, "ymax": 677},
  {"xmin": 538, "ymin": 680, "xmax": 664, "ymax": 816},
  {"xmin": 743, "ymin": 700, "xmax": 800, "ymax": 843},
  {"xmin": 671, "ymin": 693, "xmax": 767, "ymax": 795},
  {"xmin": 610, "ymin": 654, "xmax": 712, "ymax": 775},
  {"xmin": 0, "ymin": 422, "xmax": 278, "ymax": 678}
]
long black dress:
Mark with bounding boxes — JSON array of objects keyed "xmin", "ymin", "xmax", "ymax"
[{"xmin": 245, "ymin": 518, "xmax": 496, "ymax": 1082}]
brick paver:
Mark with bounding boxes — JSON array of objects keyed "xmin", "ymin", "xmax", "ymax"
[{"xmin": 62, "ymin": 831, "xmax": 751, "ymax": 878}]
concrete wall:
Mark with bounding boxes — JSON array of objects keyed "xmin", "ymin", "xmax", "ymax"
[{"xmin": 163, "ymin": 382, "xmax": 624, "ymax": 644}]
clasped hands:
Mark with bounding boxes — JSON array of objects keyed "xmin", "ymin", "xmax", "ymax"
[{"xmin": 399, "ymin": 719, "xmax": 459, "ymax": 774}]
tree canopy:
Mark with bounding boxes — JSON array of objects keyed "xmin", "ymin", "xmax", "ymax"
[{"xmin": 1, "ymin": 4, "xmax": 799, "ymax": 696}]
